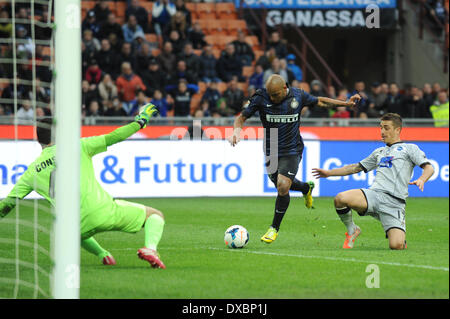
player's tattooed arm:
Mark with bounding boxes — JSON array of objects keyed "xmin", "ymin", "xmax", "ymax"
[
  {"xmin": 312, "ymin": 163, "xmax": 363, "ymax": 179},
  {"xmin": 316, "ymin": 94, "xmax": 361, "ymax": 108}
]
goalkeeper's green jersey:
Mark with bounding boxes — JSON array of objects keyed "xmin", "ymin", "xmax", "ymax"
[
  {"xmin": 0, "ymin": 122, "xmax": 140, "ymax": 221},
  {"xmin": 6, "ymin": 135, "xmax": 114, "ymax": 216}
]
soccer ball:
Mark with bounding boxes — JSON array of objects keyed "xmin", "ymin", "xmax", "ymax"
[{"xmin": 224, "ymin": 225, "xmax": 249, "ymax": 249}]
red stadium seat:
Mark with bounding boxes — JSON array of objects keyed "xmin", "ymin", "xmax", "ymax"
[{"xmin": 216, "ymin": 3, "xmax": 237, "ymax": 20}]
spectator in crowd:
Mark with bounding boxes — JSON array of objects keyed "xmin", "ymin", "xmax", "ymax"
[
  {"xmin": 128, "ymin": 89, "xmax": 149, "ymax": 116},
  {"xmin": 122, "ymin": 15, "xmax": 144, "ymax": 43},
  {"xmin": 405, "ymin": 85, "xmax": 431, "ymax": 118},
  {"xmin": 197, "ymin": 100, "xmax": 211, "ymax": 117},
  {"xmin": 350, "ymin": 80, "xmax": 370, "ymax": 118},
  {"xmin": 83, "ymin": 29, "xmax": 101, "ymax": 65},
  {"xmin": 231, "ymin": 30, "xmax": 255, "ymax": 67},
  {"xmin": 167, "ymin": 60, "xmax": 199, "ymax": 87},
  {"xmin": 168, "ymin": 30, "xmax": 186, "ymax": 55},
  {"xmin": 82, "ymin": 10, "xmax": 100, "ymax": 37},
  {"xmin": 116, "ymin": 61, "xmax": 146, "ymax": 114},
  {"xmin": 0, "ymin": 9, "xmax": 12, "ymax": 38},
  {"xmin": 267, "ymin": 31, "xmax": 288, "ymax": 59},
  {"xmin": 256, "ymin": 47, "xmax": 276, "ymax": 71},
  {"xmin": 430, "ymin": 90, "xmax": 449, "ymax": 127},
  {"xmin": 30, "ymin": 78, "xmax": 51, "ymax": 105},
  {"xmin": 93, "ymin": 0, "xmax": 111, "ymax": 25},
  {"xmin": 107, "ymin": 32, "xmax": 123, "ymax": 53},
  {"xmin": 263, "ymin": 58, "xmax": 288, "ymax": 83},
  {"xmin": 366, "ymin": 82, "xmax": 385, "ymax": 118},
  {"xmin": 152, "ymin": 0, "xmax": 177, "ymax": 36},
  {"xmin": 432, "ymin": 82, "xmax": 442, "ymax": 100},
  {"xmin": 384, "ymin": 82, "xmax": 405, "ymax": 116},
  {"xmin": 135, "ymin": 42, "xmax": 153, "ymax": 76},
  {"xmin": 118, "ymin": 42, "xmax": 135, "ymax": 68},
  {"xmin": 141, "ymin": 58, "xmax": 167, "ymax": 96},
  {"xmin": 422, "ymin": 83, "xmax": 435, "ymax": 109},
  {"xmin": 0, "ymin": 105, "xmax": 5, "ymax": 116},
  {"xmin": 157, "ymin": 41, "xmax": 177, "ymax": 77},
  {"xmin": 175, "ymin": 0, "xmax": 192, "ymax": 28},
  {"xmin": 223, "ymin": 76, "xmax": 245, "ymax": 115},
  {"xmin": 86, "ymin": 100, "xmax": 103, "ymax": 117},
  {"xmin": 249, "ymin": 64, "xmax": 264, "ymax": 90},
  {"xmin": 85, "ymin": 59, "xmax": 103, "ymax": 85},
  {"xmin": 104, "ymin": 96, "xmax": 128, "ymax": 116},
  {"xmin": 201, "ymin": 81, "xmax": 221, "ymax": 114},
  {"xmin": 165, "ymin": 11, "xmax": 188, "ymax": 40},
  {"xmin": 279, "ymin": 59, "xmax": 295, "ymax": 84},
  {"xmin": 307, "ymin": 80, "xmax": 330, "ymax": 118},
  {"xmin": 285, "ymin": 54, "xmax": 303, "ymax": 82},
  {"xmin": 200, "ymin": 44, "xmax": 220, "ymax": 83},
  {"xmin": 217, "ymin": 43, "xmax": 244, "ymax": 82},
  {"xmin": 188, "ymin": 21, "xmax": 207, "ymax": 50},
  {"xmin": 98, "ymin": 13, "xmax": 124, "ymax": 42},
  {"xmin": 178, "ymin": 42, "xmax": 201, "ymax": 80},
  {"xmin": 98, "ymin": 73, "xmax": 118, "ymax": 105},
  {"xmin": 151, "ymin": 89, "xmax": 172, "ymax": 117},
  {"xmin": 132, "ymin": 30, "xmax": 152, "ymax": 54},
  {"xmin": 16, "ymin": 25, "xmax": 34, "ymax": 58},
  {"xmin": 15, "ymin": 7, "xmax": 31, "ymax": 36},
  {"xmin": 332, "ymin": 88, "xmax": 351, "ymax": 119},
  {"xmin": 82, "ymin": 80, "xmax": 100, "ymax": 113},
  {"xmin": 170, "ymin": 79, "xmax": 198, "ymax": 117},
  {"xmin": 96, "ymin": 39, "xmax": 120, "ymax": 79},
  {"xmin": 126, "ymin": 0, "xmax": 149, "ymax": 32},
  {"xmin": 35, "ymin": 8, "xmax": 52, "ymax": 40},
  {"xmin": 16, "ymin": 100, "xmax": 34, "ymax": 121},
  {"xmin": 214, "ymin": 97, "xmax": 234, "ymax": 117}
]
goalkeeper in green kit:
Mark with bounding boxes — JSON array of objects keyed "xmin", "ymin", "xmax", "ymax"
[{"xmin": 0, "ymin": 104, "xmax": 166, "ymax": 269}]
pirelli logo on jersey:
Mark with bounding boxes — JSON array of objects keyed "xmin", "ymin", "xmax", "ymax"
[{"xmin": 266, "ymin": 114, "xmax": 299, "ymax": 123}]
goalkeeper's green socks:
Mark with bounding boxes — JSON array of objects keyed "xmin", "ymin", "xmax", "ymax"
[
  {"xmin": 81, "ymin": 237, "xmax": 110, "ymax": 260},
  {"xmin": 144, "ymin": 214, "xmax": 165, "ymax": 251}
]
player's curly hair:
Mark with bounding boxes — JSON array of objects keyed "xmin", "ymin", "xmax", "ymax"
[
  {"xmin": 36, "ymin": 118, "xmax": 53, "ymax": 145},
  {"xmin": 381, "ymin": 113, "xmax": 402, "ymax": 129}
]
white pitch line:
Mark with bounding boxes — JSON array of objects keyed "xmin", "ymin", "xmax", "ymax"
[{"xmin": 109, "ymin": 247, "xmax": 449, "ymax": 272}]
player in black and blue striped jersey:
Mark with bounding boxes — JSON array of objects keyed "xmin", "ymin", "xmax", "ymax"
[{"xmin": 229, "ymin": 75, "xmax": 361, "ymax": 244}]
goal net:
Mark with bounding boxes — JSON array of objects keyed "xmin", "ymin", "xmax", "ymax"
[{"xmin": 0, "ymin": 0, "xmax": 80, "ymax": 299}]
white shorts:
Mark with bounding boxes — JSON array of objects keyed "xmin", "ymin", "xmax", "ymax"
[{"xmin": 360, "ymin": 188, "xmax": 406, "ymax": 234}]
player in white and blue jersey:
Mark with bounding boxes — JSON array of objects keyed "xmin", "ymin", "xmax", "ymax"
[
  {"xmin": 312, "ymin": 113, "xmax": 435, "ymax": 250},
  {"xmin": 229, "ymin": 74, "xmax": 361, "ymax": 244}
]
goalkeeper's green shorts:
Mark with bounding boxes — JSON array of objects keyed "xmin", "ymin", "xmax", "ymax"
[{"xmin": 81, "ymin": 199, "xmax": 147, "ymax": 240}]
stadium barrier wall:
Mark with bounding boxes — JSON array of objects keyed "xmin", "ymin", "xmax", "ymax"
[
  {"xmin": 0, "ymin": 125, "xmax": 449, "ymax": 141},
  {"xmin": 1, "ymin": 140, "xmax": 448, "ymax": 199}
]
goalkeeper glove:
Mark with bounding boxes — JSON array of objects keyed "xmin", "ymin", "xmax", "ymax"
[{"xmin": 135, "ymin": 103, "xmax": 158, "ymax": 129}]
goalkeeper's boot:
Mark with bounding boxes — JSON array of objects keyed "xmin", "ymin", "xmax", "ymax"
[
  {"xmin": 137, "ymin": 248, "xmax": 166, "ymax": 269},
  {"xmin": 261, "ymin": 227, "xmax": 278, "ymax": 244},
  {"xmin": 343, "ymin": 226, "xmax": 361, "ymax": 249},
  {"xmin": 102, "ymin": 254, "xmax": 116, "ymax": 266},
  {"xmin": 304, "ymin": 181, "xmax": 315, "ymax": 209}
]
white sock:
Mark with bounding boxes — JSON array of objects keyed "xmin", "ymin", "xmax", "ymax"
[{"xmin": 336, "ymin": 207, "xmax": 357, "ymax": 235}]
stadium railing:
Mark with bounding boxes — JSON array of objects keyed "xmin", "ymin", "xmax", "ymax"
[{"xmin": 0, "ymin": 116, "xmax": 444, "ymax": 128}]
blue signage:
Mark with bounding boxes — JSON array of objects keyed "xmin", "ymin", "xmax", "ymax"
[{"xmin": 235, "ymin": 0, "xmax": 397, "ymax": 9}]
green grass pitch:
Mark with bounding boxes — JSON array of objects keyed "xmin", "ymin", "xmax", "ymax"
[{"xmin": 0, "ymin": 197, "xmax": 448, "ymax": 299}]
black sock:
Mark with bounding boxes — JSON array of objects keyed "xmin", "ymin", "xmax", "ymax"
[
  {"xmin": 335, "ymin": 207, "xmax": 351, "ymax": 215},
  {"xmin": 290, "ymin": 179, "xmax": 310, "ymax": 194},
  {"xmin": 271, "ymin": 194, "xmax": 290, "ymax": 231}
]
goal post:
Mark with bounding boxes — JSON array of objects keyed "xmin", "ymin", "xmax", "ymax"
[{"xmin": 52, "ymin": 0, "xmax": 81, "ymax": 299}]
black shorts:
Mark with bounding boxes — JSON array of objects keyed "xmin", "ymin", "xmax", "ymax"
[{"xmin": 265, "ymin": 154, "xmax": 302, "ymax": 182}]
